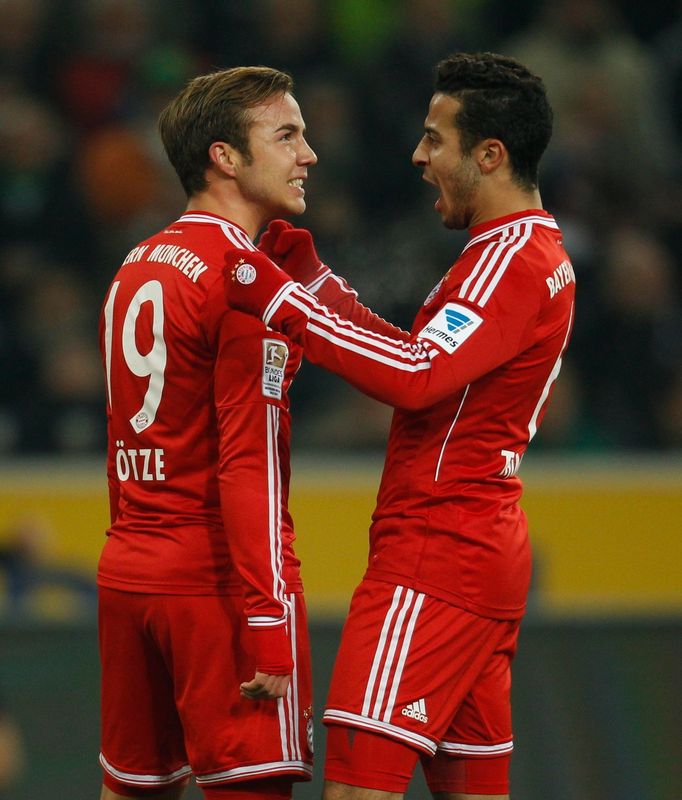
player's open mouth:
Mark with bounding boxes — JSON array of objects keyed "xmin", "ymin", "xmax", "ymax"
[
  {"xmin": 422, "ymin": 174, "xmax": 442, "ymax": 211},
  {"xmin": 288, "ymin": 179, "xmax": 304, "ymax": 188}
]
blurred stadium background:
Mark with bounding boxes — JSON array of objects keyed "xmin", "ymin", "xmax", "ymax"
[{"xmin": 0, "ymin": 0, "xmax": 681, "ymax": 798}]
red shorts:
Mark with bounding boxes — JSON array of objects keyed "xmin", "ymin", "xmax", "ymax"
[
  {"xmin": 99, "ymin": 588, "xmax": 312, "ymax": 792},
  {"xmin": 323, "ymin": 579, "xmax": 519, "ymax": 782}
]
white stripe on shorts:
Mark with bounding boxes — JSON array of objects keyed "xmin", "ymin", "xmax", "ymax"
[
  {"xmin": 277, "ymin": 593, "xmax": 301, "ymax": 761},
  {"xmin": 360, "ymin": 585, "xmax": 425, "ymax": 721}
]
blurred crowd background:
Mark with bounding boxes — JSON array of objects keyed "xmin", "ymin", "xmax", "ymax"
[{"xmin": 1, "ymin": 0, "xmax": 681, "ymax": 457}]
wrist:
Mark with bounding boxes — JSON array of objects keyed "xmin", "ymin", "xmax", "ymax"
[
  {"xmin": 303, "ymin": 263, "xmax": 332, "ymax": 292},
  {"xmin": 249, "ymin": 624, "xmax": 293, "ymax": 675},
  {"xmin": 225, "ymin": 249, "xmax": 294, "ymax": 321}
]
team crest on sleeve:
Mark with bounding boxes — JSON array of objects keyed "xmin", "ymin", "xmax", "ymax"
[
  {"xmin": 423, "ymin": 278, "xmax": 444, "ymax": 306},
  {"xmin": 262, "ymin": 339, "xmax": 289, "ymax": 399},
  {"xmin": 417, "ymin": 302, "xmax": 483, "ymax": 354}
]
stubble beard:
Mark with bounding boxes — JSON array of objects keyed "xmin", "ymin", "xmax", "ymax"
[{"xmin": 442, "ymin": 158, "xmax": 479, "ymax": 230}]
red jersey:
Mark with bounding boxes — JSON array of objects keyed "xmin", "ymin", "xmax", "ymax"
[
  {"xmin": 98, "ymin": 211, "xmax": 302, "ymax": 657},
  {"xmin": 260, "ymin": 210, "xmax": 575, "ymax": 619}
]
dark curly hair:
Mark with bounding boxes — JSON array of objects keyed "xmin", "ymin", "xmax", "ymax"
[{"xmin": 435, "ymin": 53, "xmax": 553, "ymax": 190}]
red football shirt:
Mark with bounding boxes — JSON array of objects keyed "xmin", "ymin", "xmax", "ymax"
[
  {"xmin": 98, "ymin": 211, "xmax": 302, "ymax": 661},
  {"xmin": 259, "ymin": 210, "xmax": 575, "ymax": 619}
]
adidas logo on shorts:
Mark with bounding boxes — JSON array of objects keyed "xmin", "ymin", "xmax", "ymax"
[{"xmin": 401, "ymin": 698, "xmax": 428, "ymax": 723}]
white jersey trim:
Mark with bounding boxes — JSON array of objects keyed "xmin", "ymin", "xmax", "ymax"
[
  {"xmin": 177, "ymin": 213, "xmax": 257, "ymax": 251},
  {"xmin": 307, "ymin": 321, "xmax": 433, "ymax": 373},
  {"xmin": 247, "ymin": 615, "xmax": 288, "ymax": 627},
  {"xmin": 459, "ymin": 227, "xmax": 516, "ymax": 300},
  {"xmin": 434, "ymin": 385, "xmax": 470, "ymax": 482},
  {"xmin": 459, "ymin": 223, "xmax": 534, "ymax": 308},
  {"xmin": 438, "ymin": 739, "xmax": 514, "ymax": 756},
  {"xmin": 281, "ymin": 287, "xmax": 436, "ymax": 373},
  {"xmin": 264, "ymin": 280, "xmax": 299, "ymax": 325},
  {"xmin": 99, "ymin": 754, "xmax": 191, "ymax": 786},
  {"xmin": 278, "ymin": 596, "xmax": 302, "ymax": 761},
  {"xmin": 266, "ymin": 405, "xmax": 290, "ymax": 619},
  {"xmin": 528, "ymin": 301, "xmax": 575, "ymax": 441},
  {"xmin": 304, "ymin": 266, "xmax": 332, "ymax": 292},
  {"xmin": 462, "ymin": 214, "xmax": 558, "ymax": 254},
  {"xmin": 196, "ymin": 760, "xmax": 312, "ymax": 785},
  {"xmin": 458, "ymin": 216, "xmax": 557, "ymax": 309},
  {"xmin": 285, "ymin": 286, "xmax": 423, "ymax": 359},
  {"xmin": 322, "ymin": 709, "xmax": 436, "ymax": 754}
]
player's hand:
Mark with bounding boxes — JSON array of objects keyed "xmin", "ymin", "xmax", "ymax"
[
  {"xmin": 225, "ymin": 249, "xmax": 293, "ymax": 320},
  {"xmin": 240, "ymin": 671, "xmax": 291, "ymax": 701},
  {"xmin": 257, "ymin": 219, "xmax": 294, "ymax": 261},
  {"xmin": 258, "ymin": 219, "xmax": 326, "ymax": 286}
]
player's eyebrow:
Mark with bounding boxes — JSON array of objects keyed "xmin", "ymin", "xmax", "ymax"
[{"xmin": 275, "ymin": 123, "xmax": 305, "ymax": 134}]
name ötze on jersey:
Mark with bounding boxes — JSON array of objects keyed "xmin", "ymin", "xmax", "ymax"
[
  {"xmin": 546, "ymin": 260, "xmax": 575, "ymax": 299},
  {"xmin": 122, "ymin": 244, "xmax": 209, "ymax": 284},
  {"xmin": 115, "ymin": 442, "xmax": 166, "ymax": 482}
]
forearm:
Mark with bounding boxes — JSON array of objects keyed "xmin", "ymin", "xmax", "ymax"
[
  {"xmin": 262, "ymin": 282, "xmax": 456, "ymax": 410},
  {"xmin": 217, "ymin": 401, "xmax": 293, "ymax": 673}
]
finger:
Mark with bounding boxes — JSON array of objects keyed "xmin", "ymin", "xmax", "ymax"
[
  {"xmin": 257, "ymin": 234, "xmax": 274, "ymax": 256},
  {"xmin": 240, "ymin": 674, "xmax": 290, "ymax": 700},
  {"xmin": 240, "ymin": 685, "xmax": 274, "ymax": 701},
  {"xmin": 272, "ymin": 227, "xmax": 307, "ymax": 257},
  {"xmin": 240, "ymin": 687, "xmax": 264, "ymax": 700},
  {"xmin": 263, "ymin": 220, "xmax": 292, "ymax": 251},
  {"xmin": 267, "ymin": 219, "xmax": 293, "ymax": 236}
]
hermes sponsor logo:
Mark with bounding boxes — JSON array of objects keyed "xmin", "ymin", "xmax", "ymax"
[
  {"xmin": 417, "ymin": 303, "xmax": 483, "ymax": 354},
  {"xmin": 262, "ymin": 340, "xmax": 289, "ymax": 399}
]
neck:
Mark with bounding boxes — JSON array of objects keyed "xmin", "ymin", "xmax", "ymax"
[
  {"xmin": 469, "ymin": 182, "xmax": 543, "ymax": 229},
  {"xmin": 186, "ymin": 189, "xmax": 264, "ymax": 240}
]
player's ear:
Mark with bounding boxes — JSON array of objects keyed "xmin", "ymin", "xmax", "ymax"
[
  {"xmin": 208, "ymin": 141, "xmax": 240, "ymax": 177},
  {"xmin": 477, "ymin": 138, "xmax": 506, "ymax": 175}
]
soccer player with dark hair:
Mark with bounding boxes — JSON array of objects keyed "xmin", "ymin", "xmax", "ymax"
[
  {"xmin": 225, "ymin": 52, "xmax": 575, "ymax": 800},
  {"xmin": 97, "ymin": 66, "xmax": 317, "ymax": 800}
]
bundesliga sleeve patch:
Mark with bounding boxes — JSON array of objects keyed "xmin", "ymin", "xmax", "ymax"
[
  {"xmin": 417, "ymin": 302, "xmax": 483, "ymax": 354},
  {"xmin": 262, "ymin": 339, "xmax": 289, "ymax": 399}
]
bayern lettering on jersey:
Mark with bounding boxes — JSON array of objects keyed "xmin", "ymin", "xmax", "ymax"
[
  {"xmin": 121, "ymin": 242, "xmax": 209, "ymax": 284},
  {"xmin": 546, "ymin": 259, "xmax": 575, "ymax": 298}
]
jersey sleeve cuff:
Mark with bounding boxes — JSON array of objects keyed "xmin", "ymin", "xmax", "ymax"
[{"xmin": 248, "ymin": 623, "xmax": 294, "ymax": 675}]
